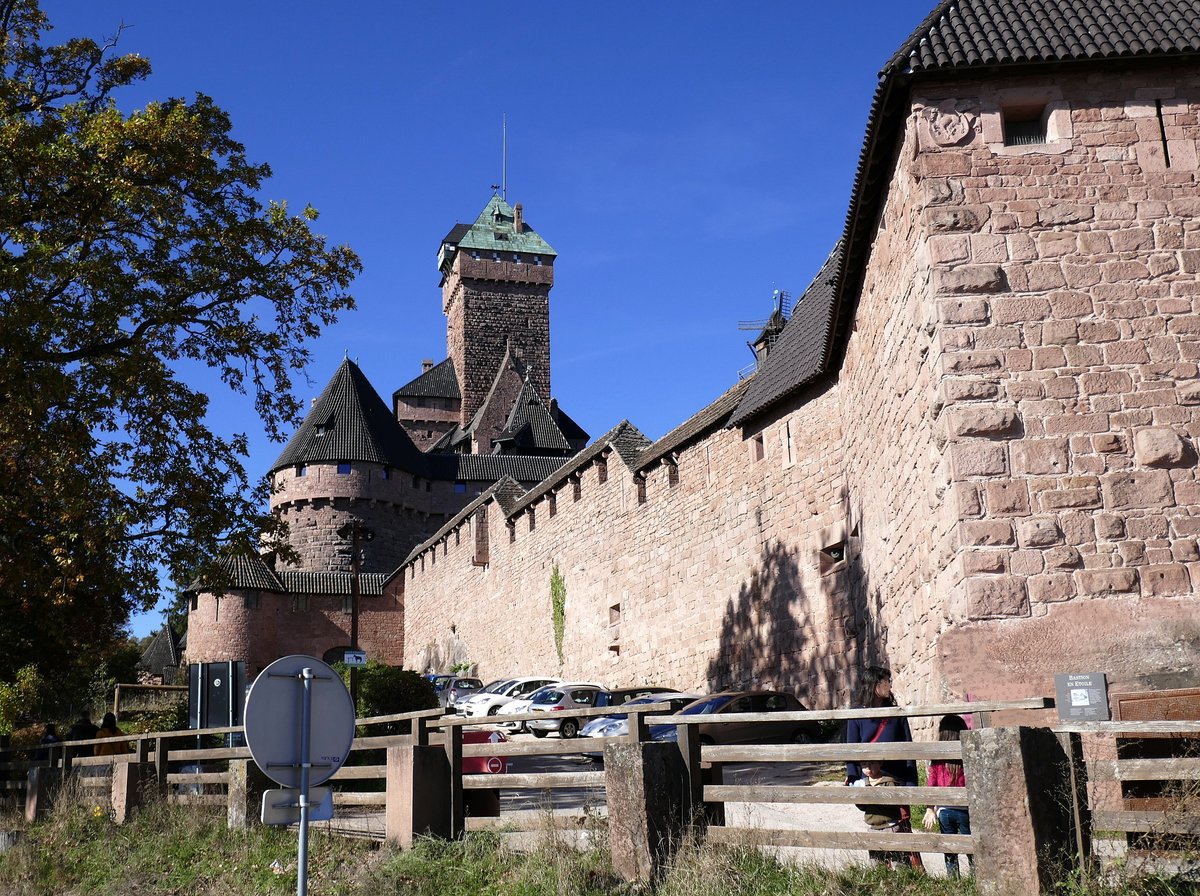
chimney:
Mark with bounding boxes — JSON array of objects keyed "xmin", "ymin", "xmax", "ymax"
[
  {"xmin": 421, "ymin": 359, "xmax": 434, "ymax": 373},
  {"xmin": 513, "ymin": 202, "xmax": 523, "ymax": 234}
]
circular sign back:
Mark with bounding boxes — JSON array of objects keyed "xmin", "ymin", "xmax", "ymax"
[{"xmin": 244, "ymin": 655, "xmax": 356, "ymax": 788}]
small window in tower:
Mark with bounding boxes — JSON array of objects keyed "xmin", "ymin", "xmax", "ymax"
[
  {"xmin": 751, "ymin": 433, "xmax": 765, "ymax": 463},
  {"xmin": 548, "ymin": 492, "xmax": 557, "ymax": 517},
  {"xmin": 337, "ymin": 462, "xmax": 352, "ymax": 475},
  {"xmin": 296, "ymin": 464, "xmax": 307, "ymax": 477},
  {"xmin": 597, "ymin": 457, "xmax": 608, "ymax": 484},
  {"xmin": 342, "ymin": 595, "xmax": 353, "ymax": 613},
  {"xmin": 667, "ymin": 460, "xmax": 679, "ymax": 487},
  {"xmin": 508, "ymin": 520, "xmax": 516, "ymax": 544},
  {"xmin": 381, "ymin": 466, "xmax": 391, "ymax": 480},
  {"xmin": 454, "ymin": 482, "xmax": 467, "ymax": 494},
  {"xmin": 1002, "ymin": 103, "xmax": 1047, "ymax": 145},
  {"xmin": 513, "ymin": 254, "xmax": 521, "ymax": 264},
  {"xmin": 572, "ymin": 476, "xmax": 582, "ymax": 501},
  {"xmin": 412, "ymin": 475, "xmax": 420, "ymax": 488},
  {"xmin": 292, "ymin": 594, "xmax": 309, "ymax": 612},
  {"xmin": 243, "ymin": 594, "xmax": 260, "ymax": 610},
  {"xmin": 492, "ymin": 252, "xmax": 502, "ymax": 261},
  {"xmin": 609, "ymin": 603, "xmax": 621, "ymax": 626},
  {"xmin": 820, "ymin": 540, "xmax": 848, "ymax": 575},
  {"xmin": 426, "ymin": 480, "xmax": 431, "ymax": 492},
  {"xmin": 534, "ymin": 256, "xmax": 542, "ymax": 265},
  {"xmin": 635, "ymin": 475, "xmax": 647, "ymax": 504},
  {"xmin": 189, "ymin": 593, "xmax": 198, "ymax": 612}
]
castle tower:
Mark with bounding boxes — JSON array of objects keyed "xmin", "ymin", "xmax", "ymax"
[
  {"xmin": 269, "ymin": 359, "xmax": 430, "ymax": 573},
  {"xmin": 438, "ymin": 196, "xmax": 556, "ymax": 435}
]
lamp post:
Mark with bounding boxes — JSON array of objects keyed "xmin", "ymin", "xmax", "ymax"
[{"xmin": 337, "ymin": 520, "xmax": 374, "ymax": 707}]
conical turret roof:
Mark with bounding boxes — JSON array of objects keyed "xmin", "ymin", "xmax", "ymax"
[{"xmin": 271, "ymin": 358, "xmax": 423, "ymax": 473}]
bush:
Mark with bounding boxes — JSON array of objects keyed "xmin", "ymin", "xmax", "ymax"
[{"xmin": 346, "ymin": 662, "xmax": 437, "ymax": 726}]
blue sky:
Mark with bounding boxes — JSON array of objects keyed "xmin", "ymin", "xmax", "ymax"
[{"xmin": 45, "ymin": 2, "xmax": 931, "ymax": 636}]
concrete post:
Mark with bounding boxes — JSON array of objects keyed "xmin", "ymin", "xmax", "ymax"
[
  {"xmin": 25, "ymin": 767, "xmax": 60, "ymax": 823},
  {"xmin": 227, "ymin": 759, "xmax": 270, "ymax": 830},
  {"xmin": 962, "ymin": 726, "xmax": 1078, "ymax": 895},
  {"xmin": 604, "ymin": 741, "xmax": 688, "ymax": 883},
  {"xmin": 385, "ymin": 744, "xmax": 451, "ymax": 848},
  {"xmin": 112, "ymin": 759, "xmax": 156, "ymax": 824}
]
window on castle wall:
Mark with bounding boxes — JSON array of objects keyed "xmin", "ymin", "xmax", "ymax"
[
  {"xmin": 597, "ymin": 459, "xmax": 608, "ymax": 484},
  {"xmin": 782, "ymin": 421, "xmax": 794, "ymax": 467},
  {"xmin": 189, "ymin": 594, "xmax": 198, "ymax": 612},
  {"xmin": 572, "ymin": 477, "xmax": 582, "ymax": 501},
  {"xmin": 412, "ymin": 475, "xmax": 420, "ymax": 488},
  {"xmin": 508, "ymin": 522, "xmax": 516, "ymax": 544},
  {"xmin": 1002, "ymin": 103, "xmax": 1048, "ymax": 145},
  {"xmin": 296, "ymin": 464, "xmax": 307, "ymax": 477},
  {"xmin": 243, "ymin": 594, "xmax": 260, "ymax": 610},
  {"xmin": 426, "ymin": 481, "xmax": 431, "ymax": 492},
  {"xmin": 381, "ymin": 466, "xmax": 391, "ymax": 480},
  {"xmin": 342, "ymin": 595, "xmax": 353, "ymax": 613},
  {"xmin": 337, "ymin": 462, "xmax": 352, "ymax": 475},
  {"xmin": 751, "ymin": 433, "xmax": 765, "ymax": 463},
  {"xmin": 454, "ymin": 482, "xmax": 467, "ymax": 493},
  {"xmin": 548, "ymin": 493, "xmax": 557, "ymax": 517},
  {"xmin": 819, "ymin": 540, "xmax": 848, "ymax": 575},
  {"xmin": 529, "ymin": 510, "xmax": 536, "ymax": 532},
  {"xmin": 292, "ymin": 594, "xmax": 309, "ymax": 612},
  {"xmin": 609, "ymin": 603, "xmax": 621, "ymax": 626},
  {"xmin": 636, "ymin": 476, "xmax": 647, "ymax": 504},
  {"xmin": 667, "ymin": 462, "xmax": 679, "ymax": 487}
]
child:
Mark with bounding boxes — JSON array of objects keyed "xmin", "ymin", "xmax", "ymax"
[
  {"xmin": 857, "ymin": 760, "xmax": 918, "ymax": 871},
  {"xmin": 928, "ymin": 714, "xmax": 971, "ymax": 877}
]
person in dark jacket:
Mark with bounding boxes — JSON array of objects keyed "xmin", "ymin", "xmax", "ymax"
[
  {"xmin": 33, "ymin": 724, "xmax": 60, "ymax": 762},
  {"xmin": 844, "ymin": 666, "xmax": 921, "ymax": 869},
  {"xmin": 65, "ymin": 711, "xmax": 99, "ymax": 757}
]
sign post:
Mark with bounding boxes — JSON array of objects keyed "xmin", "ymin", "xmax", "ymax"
[{"xmin": 244, "ymin": 656, "xmax": 355, "ymax": 896}]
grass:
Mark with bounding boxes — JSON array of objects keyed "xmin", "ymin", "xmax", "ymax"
[{"xmin": 0, "ymin": 784, "xmax": 1193, "ymax": 896}]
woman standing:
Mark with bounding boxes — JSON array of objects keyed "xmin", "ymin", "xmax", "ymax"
[{"xmin": 844, "ymin": 666, "xmax": 920, "ymax": 869}]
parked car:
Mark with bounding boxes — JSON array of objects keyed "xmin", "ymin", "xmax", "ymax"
[
  {"xmin": 450, "ymin": 678, "xmax": 513, "ymax": 714},
  {"xmin": 527, "ymin": 683, "xmax": 608, "ymax": 738},
  {"xmin": 649, "ymin": 691, "xmax": 821, "ymax": 745},
  {"xmin": 497, "ymin": 681, "xmax": 602, "ymax": 733},
  {"xmin": 460, "ymin": 676, "xmax": 562, "ymax": 720},
  {"xmin": 579, "ymin": 691, "xmax": 702, "ymax": 756},
  {"xmin": 430, "ymin": 675, "xmax": 483, "ymax": 709}
]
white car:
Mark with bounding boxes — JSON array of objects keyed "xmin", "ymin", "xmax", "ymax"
[
  {"xmin": 500, "ymin": 680, "xmax": 605, "ymax": 734},
  {"xmin": 459, "ymin": 676, "xmax": 562, "ymax": 720}
]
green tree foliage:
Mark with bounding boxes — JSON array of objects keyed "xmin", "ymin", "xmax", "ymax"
[
  {"xmin": 346, "ymin": 662, "xmax": 437, "ymax": 733},
  {"xmin": 0, "ymin": 665, "xmax": 44, "ymax": 735},
  {"xmin": 550, "ymin": 563, "xmax": 566, "ymax": 667},
  {"xmin": 0, "ymin": 1, "xmax": 361, "ymax": 683}
]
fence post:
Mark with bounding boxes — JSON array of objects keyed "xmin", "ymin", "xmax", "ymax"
[
  {"xmin": 227, "ymin": 758, "xmax": 270, "ymax": 830},
  {"xmin": 153, "ymin": 736, "xmax": 170, "ymax": 796},
  {"xmin": 385, "ymin": 742, "xmax": 451, "ymax": 847},
  {"xmin": 675, "ymin": 723, "xmax": 724, "ymax": 828},
  {"xmin": 962, "ymin": 726, "xmax": 1078, "ymax": 895},
  {"xmin": 112, "ymin": 758, "xmax": 155, "ymax": 824},
  {"xmin": 604, "ymin": 734, "xmax": 688, "ymax": 882},
  {"xmin": 444, "ymin": 723, "xmax": 464, "ymax": 838},
  {"xmin": 25, "ymin": 766, "xmax": 60, "ymax": 823}
]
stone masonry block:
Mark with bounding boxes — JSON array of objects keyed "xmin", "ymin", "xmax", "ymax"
[
  {"xmin": 946, "ymin": 407, "xmax": 1021, "ymax": 439},
  {"xmin": 962, "ymin": 550, "xmax": 1006, "ymax": 574},
  {"xmin": 944, "ymin": 351, "xmax": 1003, "ymax": 374},
  {"xmin": 1045, "ymin": 545, "xmax": 1083, "ymax": 570},
  {"xmin": 1037, "ymin": 204, "xmax": 1094, "ymax": 225},
  {"xmin": 1018, "ymin": 518, "xmax": 1064, "ymax": 548},
  {"xmin": 1041, "ymin": 319, "xmax": 1079, "ymax": 345},
  {"xmin": 985, "ymin": 480, "xmax": 1031, "ymax": 516},
  {"xmin": 1133, "ymin": 428, "xmax": 1187, "ymax": 467},
  {"xmin": 949, "ymin": 441, "xmax": 1008, "ymax": 477},
  {"xmin": 1011, "ymin": 439, "xmax": 1069, "ymax": 475},
  {"xmin": 961, "ymin": 520, "xmax": 1016, "ymax": 547},
  {"xmin": 938, "ymin": 298, "xmax": 991, "ymax": 324},
  {"xmin": 943, "ymin": 378, "xmax": 1001, "ymax": 403},
  {"xmin": 935, "ymin": 265, "xmax": 1006, "ymax": 295},
  {"xmin": 1040, "ymin": 484, "xmax": 1102, "ymax": 511},
  {"xmin": 924, "ymin": 206, "xmax": 984, "ymax": 232},
  {"xmin": 1102, "ymin": 470, "xmax": 1175, "ymax": 510},
  {"xmin": 1140, "ymin": 564, "xmax": 1192, "ymax": 597},
  {"xmin": 1077, "ymin": 568, "xmax": 1140, "ymax": 596},
  {"xmin": 966, "ymin": 576, "xmax": 1030, "ymax": 618},
  {"xmin": 1029, "ymin": 574, "xmax": 1076, "ymax": 603}
]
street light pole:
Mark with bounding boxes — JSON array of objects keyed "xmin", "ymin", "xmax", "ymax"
[{"xmin": 337, "ymin": 521, "xmax": 374, "ymax": 709}]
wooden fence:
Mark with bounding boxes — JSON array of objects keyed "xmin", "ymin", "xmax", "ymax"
[{"xmin": 5, "ymin": 700, "xmax": 1200, "ymax": 892}]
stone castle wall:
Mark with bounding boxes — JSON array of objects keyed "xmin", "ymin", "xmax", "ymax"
[
  {"xmin": 185, "ymin": 587, "xmax": 404, "ymax": 676},
  {"xmin": 399, "ymin": 63, "xmax": 1200, "ymax": 707},
  {"xmin": 271, "ymin": 462, "xmax": 463, "ymax": 573}
]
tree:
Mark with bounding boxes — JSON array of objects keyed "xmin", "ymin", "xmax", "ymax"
[{"xmin": 0, "ymin": 1, "xmax": 361, "ymax": 684}]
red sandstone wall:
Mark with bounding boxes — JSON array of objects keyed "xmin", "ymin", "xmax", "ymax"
[
  {"xmin": 910, "ymin": 67, "xmax": 1200, "ymax": 700},
  {"xmin": 185, "ymin": 588, "xmax": 404, "ymax": 673}
]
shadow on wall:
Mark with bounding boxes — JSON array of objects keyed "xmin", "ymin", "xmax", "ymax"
[{"xmin": 704, "ymin": 529, "xmax": 887, "ymax": 707}]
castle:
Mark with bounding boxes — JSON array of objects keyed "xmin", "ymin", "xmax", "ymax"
[{"xmin": 187, "ymin": 0, "xmax": 1200, "ymax": 708}]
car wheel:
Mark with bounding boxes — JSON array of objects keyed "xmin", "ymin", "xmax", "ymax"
[
  {"xmin": 487, "ymin": 705, "xmax": 501, "ymax": 716},
  {"xmin": 792, "ymin": 729, "xmax": 814, "ymax": 745},
  {"xmin": 560, "ymin": 719, "xmax": 579, "ymax": 739},
  {"xmin": 531, "ymin": 728, "xmax": 547, "ymax": 738}
]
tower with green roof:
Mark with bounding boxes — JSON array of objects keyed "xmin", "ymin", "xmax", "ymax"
[{"xmin": 437, "ymin": 196, "xmax": 556, "ymax": 441}]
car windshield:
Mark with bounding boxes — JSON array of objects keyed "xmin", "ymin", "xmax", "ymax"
[
  {"xmin": 531, "ymin": 690, "xmax": 564, "ymax": 705},
  {"xmin": 431, "ymin": 676, "xmax": 453, "ymax": 689},
  {"xmin": 455, "ymin": 680, "xmax": 480, "ymax": 691},
  {"xmin": 480, "ymin": 679, "xmax": 513, "ymax": 694},
  {"xmin": 680, "ymin": 695, "xmax": 735, "ymax": 715}
]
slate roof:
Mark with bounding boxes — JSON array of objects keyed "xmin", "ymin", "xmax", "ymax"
[
  {"xmin": 643, "ymin": 376, "xmax": 756, "ymax": 469},
  {"xmin": 894, "ymin": 0, "xmax": 1200, "ymax": 73},
  {"xmin": 186, "ymin": 553, "xmax": 286, "ymax": 594},
  {"xmin": 450, "ymin": 195, "xmax": 557, "ymax": 258},
  {"xmin": 495, "ymin": 379, "xmax": 573, "ymax": 453},
  {"xmin": 424, "ymin": 452, "xmax": 569, "ymax": 484},
  {"xmin": 393, "ymin": 358, "xmax": 460, "ymax": 400},
  {"xmin": 731, "ymin": 244, "xmax": 841, "ymax": 425},
  {"xmin": 137, "ymin": 625, "xmax": 182, "ymax": 674},
  {"xmin": 277, "ymin": 571, "xmax": 387, "ymax": 596},
  {"xmin": 739, "ymin": 0, "xmax": 1200, "ymax": 426},
  {"xmin": 272, "ymin": 359, "xmax": 423, "ymax": 473}
]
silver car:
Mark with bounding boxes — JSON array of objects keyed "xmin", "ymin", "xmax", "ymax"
[
  {"xmin": 464, "ymin": 676, "xmax": 562, "ymax": 722},
  {"xmin": 527, "ymin": 683, "xmax": 607, "ymax": 739},
  {"xmin": 579, "ymin": 692, "xmax": 702, "ymax": 744}
]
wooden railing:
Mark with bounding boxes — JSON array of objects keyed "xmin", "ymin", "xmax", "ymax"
[{"xmin": 13, "ymin": 697, "xmax": 1200, "ymax": 889}]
